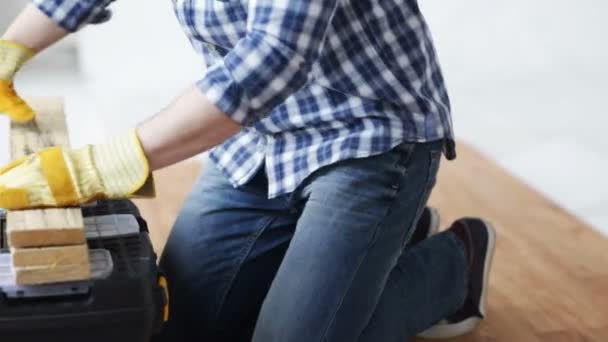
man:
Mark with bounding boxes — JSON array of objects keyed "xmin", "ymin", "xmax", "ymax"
[{"xmin": 0, "ymin": 1, "xmax": 496, "ymax": 341}]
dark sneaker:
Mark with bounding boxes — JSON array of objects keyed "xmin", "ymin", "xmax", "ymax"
[
  {"xmin": 407, "ymin": 206, "xmax": 441, "ymax": 247},
  {"xmin": 417, "ymin": 218, "xmax": 497, "ymax": 339}
]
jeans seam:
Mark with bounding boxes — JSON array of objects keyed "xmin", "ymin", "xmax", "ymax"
[
  {"xmin": 324, "ymin": 147, "xmax": 441, "ymax": 342},
  {"xmin": 212, "ymin": 215, "xmax": 277, "ymax": 321},
  {"xmin": 320, "ymin": 178, "xmax": 402, "ymax": 342},
  {"xmin": 400, "ymin": 149, "xmax": 442, "ymax": 249},
  {"xmin": 366, "ymin": 143, "xmax": 415, "ymax": 244},
  {"xmin": 318, "ymin": 235, "xmax": 379, "ymax": 342}
]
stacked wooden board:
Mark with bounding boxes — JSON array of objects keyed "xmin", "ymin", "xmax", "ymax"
[{"xmin": 5, "ymin": 98, "xmax": 91, "ymax": 285}]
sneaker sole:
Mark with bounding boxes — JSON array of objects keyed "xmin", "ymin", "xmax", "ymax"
[
  {"xmin": 417, "ymin": 220, "xmax": 497, "ymax": 339},
  {"xmin": 417, "ymin": 316, "xmax": 483, "ymax": 339},
  {"xmin": 478, "ymin": 219, "xmax": 497, "ymax": 318},
  {"xmin": 426, "ymin": 207, "xmax": 441, "ymax": 238}
]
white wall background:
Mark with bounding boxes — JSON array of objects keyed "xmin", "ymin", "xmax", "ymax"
[
  {"xmin": 3, "ymin": 0, "xmax": 607, "ymax": 234},
  {"xmin": 420, "ymin": 1, "xmax": 608, "ymax": 234},
  {"xmin": 77, "ymin": 0, "xmax": 202, "ymax": 93},
  {"xmin": 1, "ymin": 1, "xmax": 78, "ymax": 62},
  {"xmin": 0, "ymin": 1, "xmax": 25, "ymax": 29}
]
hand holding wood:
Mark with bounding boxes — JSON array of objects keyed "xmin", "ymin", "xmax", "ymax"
[{"xmin": 0, "ymin": 131, "xmax": 151, "ymax": 210}]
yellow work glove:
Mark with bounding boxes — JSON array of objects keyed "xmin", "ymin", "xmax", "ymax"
[
  {"xmin": 0, "ymin": 131, "xmax": 152, "ymax": 210},
  {"xmin": 0, "ymin": 40, "xmax": 35, "ymax": 122}
]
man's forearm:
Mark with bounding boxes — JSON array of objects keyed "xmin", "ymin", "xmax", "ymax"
[
  {"xmin": 3, "ymin": 4, "xmax": 240, "ymax": 170},
  {"xmin": 136, "ymin": 86, "xmax": 242, "ymax": 170},
  {"xmin": 2, "ymin": 3, "xmax": 69, "ymax": 52}
]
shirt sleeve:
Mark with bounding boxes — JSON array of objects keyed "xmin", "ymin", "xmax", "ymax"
[
  {"xmin": 196, "ymin": 0, "xmax": 340, "ymax": 126},
  {"xmin": 32, "ymin": 0, "xmax": 116, "ymax": 32}
]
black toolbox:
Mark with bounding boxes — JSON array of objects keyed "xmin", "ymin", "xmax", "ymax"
[{"xmin": 0, "ymin": 200, "xmax": 167, "ymax": 342}]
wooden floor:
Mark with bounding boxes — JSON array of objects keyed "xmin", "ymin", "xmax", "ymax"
[{"xmin": 135, "ymin": 143, "xmax": 608, "ymax": 342}]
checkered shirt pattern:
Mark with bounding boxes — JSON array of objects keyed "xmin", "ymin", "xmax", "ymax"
[{"xmin": 32, "ymin": 0, "xmax": 455, "ymax": 198}]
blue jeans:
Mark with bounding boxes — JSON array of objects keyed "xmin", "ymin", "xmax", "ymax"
[{"xmin": 153, "ymin": 141, "xmax": 468, "ymax": 342}]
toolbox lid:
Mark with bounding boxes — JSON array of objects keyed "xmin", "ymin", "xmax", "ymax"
[{"xmin": 84, "ymin": 214, "xmax": 140, "ymax": 239}]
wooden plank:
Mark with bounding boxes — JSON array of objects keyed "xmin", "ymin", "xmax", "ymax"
[
  {"xmin": 7, "ymin": 209, "xmax": 85, "ymax": 247},
  {"xmin": 137, "ymin": 147, "xmax": 608, "ymax": 342},
  {"xmin": 11, "ymin": 244, "xmax": 88, "ymax": 267},
  {"xmin": 14, "ymin": 262, "xmax": 91, "ymax": 285},
  {"xmin": 10, "ymin": 97, "xmax": 70, "ymax": 157},
  {"xmin": 7, "ymin": 99, "xmax": 84, "ymax": 248},
  {"xmin": 6, "ymin": 97, "xmax": 90, "ymax": 285}
]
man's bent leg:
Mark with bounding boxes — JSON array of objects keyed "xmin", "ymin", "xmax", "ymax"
[
  {"xmin": 153, "ymin": 161, "xmax": 299, "ymax": 341},
  {"xmin": 358, "ymin": 231, "xmax": 468, "ymax": 342},
  {"xmin": 252, "ymin": 142, "xmax": 447, "ymax": 342}
]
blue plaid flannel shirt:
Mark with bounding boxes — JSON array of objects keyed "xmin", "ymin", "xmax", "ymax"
[{"xmin": 33, "ymin": 0, "xmax": 455, "ymax": 198}]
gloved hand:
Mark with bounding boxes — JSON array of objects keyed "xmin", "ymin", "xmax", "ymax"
[
  {"xmin": 0, "ymin": 130, "xmax": 152, "ymax": 210},
  {"xmin": 0, "ymin": 40, "xmax": 35, "ymax": 122}
]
